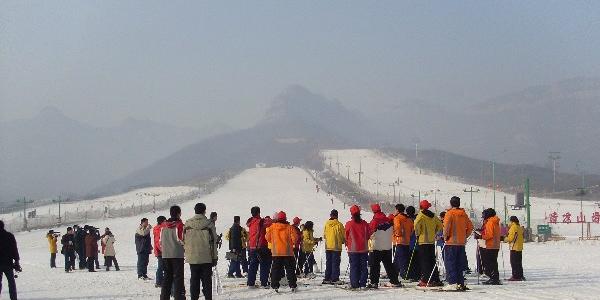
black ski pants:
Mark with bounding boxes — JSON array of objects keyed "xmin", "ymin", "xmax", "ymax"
[
  {"xmin": 510, "ymin": 250, "xmax": 524, "ymax": 279},
  {"xmin": 161, "ymin": 258, "xmax": 185, "ymax": 300},
  {"xmin": 190, "ymin": 263, "xmax": 213, "ymax": 300},
  {"xmin": 369, "ymin": 249, "xmax": 400, "ymax": 285},
  {"xmin": 270, "ymin": 256, "xmax": 298, "ymax": 289}
]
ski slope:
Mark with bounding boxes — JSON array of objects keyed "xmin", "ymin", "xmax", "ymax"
[
  {"xmin": 323, "ymin": 149, "xmax": 600, "ymax": 238},
  {"xmin": 1, "ymin": 186, "xmax": 200, "ymax": 232},
  {"xmin": 6, "ymin": 166, "xmax": 600, "ymax": 299}
]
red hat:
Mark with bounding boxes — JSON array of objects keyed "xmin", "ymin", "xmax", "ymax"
[
  {"xmin": 419, "ymin": 200, "xmax": 431, "ymax": 210},
  {"xmin": 292, "ymin": 217, "xmax": 301, "ymax": 225},
  {"xmin": 370, "ymin": 203, "xmax": 381, "ymax": 213},
  {"xmin": 277, "ymin": 211, "xmax": 287, "ymax": 221},
  {"xmin": 350, "ymin": 205, "xmax": 361, "ymax": 215}
]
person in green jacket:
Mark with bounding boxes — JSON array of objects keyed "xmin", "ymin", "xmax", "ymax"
[
  {"xmin": 184, "ymin": 203, "xmax": 218, "ymax": 300},
  {"xmin": 322, "ymin": 209, "xmax": 345, "ymax": 285},
  {"xmin": 413, "ymin": 200, "xmax": 443, "ymax": 287}
]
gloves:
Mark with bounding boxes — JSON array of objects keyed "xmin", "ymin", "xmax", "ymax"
[
  {"xmin": 212, "ymin": 259, "xmax": 218, "ymax": 267},
  {"xmin": 14, "ymin": 262, "xmax": 22, "ymax": 272}
]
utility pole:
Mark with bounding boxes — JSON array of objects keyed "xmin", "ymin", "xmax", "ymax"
[
  {"xmin": 525, "ymin": 178, "xmax": 531, "ymax": 241},
  {"xmin": 16, "ymin": 198, "xmax": 34, "ymax": 231},
  {"xmin": 463, "ymin": 187, "xmax": 480, "ymax": 218},
  {"xmin": 336, "ymin": 156, "xmax": 341, "ymax": 175},
  {"xmin": 346, "ymin": 165, "xmax": 350, "ymax": 181},
  {"xmin": 52, "ymin": 196, "xmax": 68, "ymax": 225},
  {"xmin": 548, "ymin": 152, "xmax": 561, "ymax": 193},
  {"xmin": 389, "ymin": 183, "xmax": 397, "ymax": 203},
  {"xmin": 492, "ymin": 161, "xmax": 496, "ymax": 210},
  {"xmin": 356, "ymin": 160, "xmax": 364, "ymax": 187}
]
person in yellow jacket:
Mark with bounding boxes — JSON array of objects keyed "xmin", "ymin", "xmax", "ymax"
[
  {"xmin": 322, "ymin": 209, "xmax": 344, "ymax": 284},
  {"xmin": 298, "ymin": 221, "xmax": 321, "ymax": 278},
  {"xmin": 413, "ymin": 200, "xmax": 443, "ymax": 287},
  {"xmin": 504, "ymin": 216, "xmax": 525, "ymax": 281},
  {"xmin": 47, "ymin": 230, "xmax": 59, "ymax": 268}
]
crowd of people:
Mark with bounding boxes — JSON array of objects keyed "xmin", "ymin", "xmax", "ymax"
[{"xmin": 0, "ymin": 195, "xmax": 527, "ymax": 300}]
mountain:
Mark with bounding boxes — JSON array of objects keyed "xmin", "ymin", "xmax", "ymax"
[
  {"xmin": 0, "ymin": 107, "xmax": 230, "ymax": 203},
  {"xmin": 366, "ymin": 78, "xmax": 600, "ymax": 174},
  {"xmin": 93, "ymin": 86, "xmax": 359, "ymax": 195}
]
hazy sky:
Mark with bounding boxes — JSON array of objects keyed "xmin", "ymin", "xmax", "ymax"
[{"xmin": 2, "ymin": 1, "xmax": 599, "ymax": 129}]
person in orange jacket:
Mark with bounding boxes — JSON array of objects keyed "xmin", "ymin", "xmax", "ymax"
[
  {"xmin": 442, "ymin": 196, "xmax": 473, "ymax": 291},
  {"xmin": 392, "ymin": 204, "xmax": 413, "ymax": 279},
  {"xmin": 476, "ymin": 208, "xmax": 501, "ymax": 285},
  {"xmin": 265, "ymin": 211, "xmax": 298, "ymax": 292}
]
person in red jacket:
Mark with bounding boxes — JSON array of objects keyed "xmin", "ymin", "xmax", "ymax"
[
  {"xmin": 345, "ymin": 205, "xmax": 372, "ymax": 290},
  {"xmin": 246, "ymin": 206, "xmax": 271, "ymax": 288},
  {"xmin": 153, "ymin": 216, "xmax": 167, "ymax": 288}
]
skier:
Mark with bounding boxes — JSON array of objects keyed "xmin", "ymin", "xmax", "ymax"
[
  {"xmin": 102, "ymin": 230, "xmax": 120, "ymax": 271},
  {"xmin": 291, "ymin": 217, "xmax": 303, "ymax": 275},
  {"xmin": 442, "ymin": 196, "xmax": 473, "ymax": 291},
  {"xmin": 226, "ymin": 216, "xmax": 246, "ymax": 278},
  {"xmin": 477, "ymin": 208, "xmax": 501, "ymax": 285},
  {"xmin": 405, "ymin": 206, "xmax": 421, "ymax": 281},
  {"xmin": 61, "ymin": 227, "xmax": 76, "ymax": 272},
  {"xmin": 184, "ymin": 203, "xmax": 219, "ymax": 300},
  {"xmin": 0, "ymin": 220, "xmax": 20, "ymax": 300},
  {"xmin": 246, "ymin": 206, "xmax": 270, "ymax": 288},
  {"xmin": 299, "ymin": 221, "xmax": 321, "ymax": 278},
  {"xmin": 135, "ymin": 218, "xmax": 152, "ymax": 280},
  {"xmin": 160, "ymin": 206, "xmax": 185, "ymax": 300},
  {"xmin": 345, "ymin": 205, "xmax": 372, "ymax": 290},
  {"xmin": 153, "ymin": 216, "xmax": 167, "ymax": 288},
  {"xmin": 368, "ymin": 204, "xmax": 402, "ymax": 288},
  {"xmin": 414, "ymin": 200, "xmax": 443, "ymax": 287},
  {"xmin": 46, "ymin": 230, "xmax": 59, "ymax": 268},
  {"xmin": 504, "ymin": 216, "xmax": 525, "ymax": 281},
  {"xmin": 322, "ymin": 209, "xmax": 345, "ymax": 285},
  {"xmin": 393, "ymin": 204, "xmax": 413, "ymax": 279},
  {"xmin": 265, "ymin": 211, "xmax": 298, "ymax": 292},
  {"xmin": 84, "ymin": 226, "xmax": 100, "ymax": 272}
]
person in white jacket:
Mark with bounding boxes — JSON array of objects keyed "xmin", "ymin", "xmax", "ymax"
[
  {"xmin": 368, "ymin": 204, "xmax": 402, "ymax": 288},
  {"xmin": 101, "ymin": 231, "xmax": 119, "ymax": 271}
]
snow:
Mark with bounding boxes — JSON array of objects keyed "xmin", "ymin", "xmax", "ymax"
[
  {"xmin": 5, "ymin": 165, "xmax": 600, "ymax": 299},
  {"xmin": 322, "ymin": 149, "xmax": 600, "ymax": 238},
  {"xmin": 1, "ymin": 186, "xmax": 200, "ymax": 233}
]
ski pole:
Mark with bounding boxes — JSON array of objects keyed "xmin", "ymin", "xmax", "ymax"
[
  {"xmin": 500, "ymin": 242, "xmax": 506, "ymax": 280},
  {"xmin": 405, "ymin": 244, "xmax": 417, "ymax": 279},
  {"xmin": 426, "ymin": 244, "xmax": 444, "ymax": 287},
  {"xmin": 475, "ymin": 245, "xmax": 480, "ymax": 285}
]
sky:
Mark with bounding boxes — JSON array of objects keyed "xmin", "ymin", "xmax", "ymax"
[{"xmin": 1, "ymin": 1, "xmax": 599, "ymax": 129}]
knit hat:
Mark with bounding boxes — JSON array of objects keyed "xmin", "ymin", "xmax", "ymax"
[
  {"xmin": 371, "ymin": 203, "xmax": 381, "ymax": 213},
  {"xmin": 277, "ymin": 211, "xmax": 287, "ymax": 221},
  {"xmin": 293, "ymin": 216, "xmax": 301, "ymax": 225},
  {"xmin": 419, "ymin": 200, "xmax": 431, "ymax": 210},
  {"xmin": 350, "ymin": 205, "xmax": 361, "ymax": 215}
]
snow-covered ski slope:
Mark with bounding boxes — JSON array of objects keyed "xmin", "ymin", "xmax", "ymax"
[
  {"xmin": 323, "ymin": 149, "xmax": 600, "ymax": 237},
  {"xmin": 8, "ymin": 166, "xmax": 600, "ymax": 299},
  {"xmin": 1, "ymin": 186, "xmax": 199, "ymax": 232}
]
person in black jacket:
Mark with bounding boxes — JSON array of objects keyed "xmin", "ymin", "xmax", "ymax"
[
  {"xmin": 135, "ymin": 218, "xmax": 153, "ymax": 280},
  {"xmin": 226, "ymin": 216, "xmax": 244, "ymax": 278},
  {"xmin": 61, "ymin": 227, "xmax": 76, "ymax": 272},
  {"xmin": 74, "ymin": 225, "xmax": 87, "ymax": 269},
  {"xmin": 0, "ymin": 220, "xmax": 20, "ymax": 300}
]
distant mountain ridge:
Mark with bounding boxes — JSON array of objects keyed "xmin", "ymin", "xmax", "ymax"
[{"xmin": 0, "ymin": 107, "xmax": 230, "ymax": 203}]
